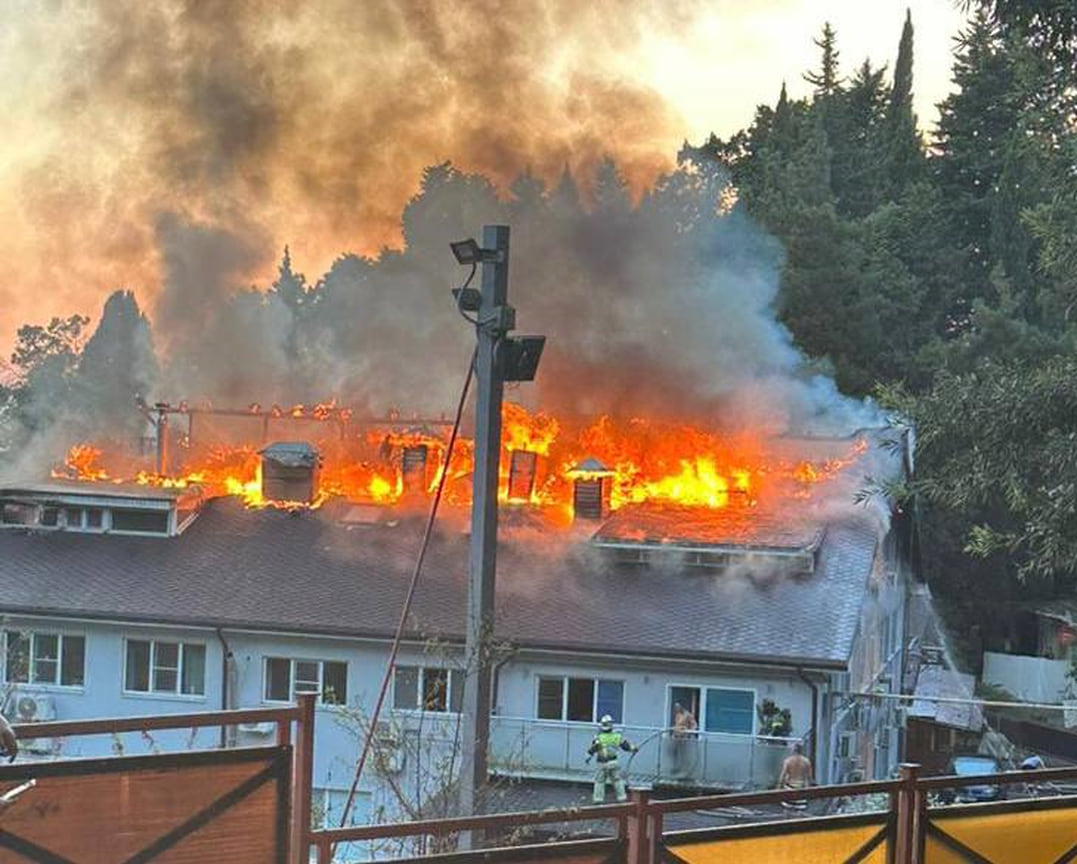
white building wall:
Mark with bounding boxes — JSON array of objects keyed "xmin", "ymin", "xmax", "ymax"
[
  {"xmin": 982, "ymin": 651, "xmax": 1071, "ymax": 703},
  {"xmin": 0, "ymin": 613, "xmax": 823, "ymax": 826}
]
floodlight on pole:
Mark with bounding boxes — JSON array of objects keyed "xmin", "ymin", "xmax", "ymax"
[
  {"xmin": 450, "ymin": 238, "xmax": 482, "ymax": 265},
  {"xmin": 449, "ymin": 226, "xmax": 544, "ymax": 838}
]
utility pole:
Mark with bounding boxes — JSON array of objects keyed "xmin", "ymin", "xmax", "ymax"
[
  {"xmin": 450, "ymin": 225, "xmax": 544, "ymax": 834},
  {"xmin": 458, "ymin": 225, "xmax": 511, "ymax": 822}
]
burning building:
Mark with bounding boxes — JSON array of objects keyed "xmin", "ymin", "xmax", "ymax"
[{"xmin": 0, "ymin": 406, "xmax": 915, "ymax": 822}]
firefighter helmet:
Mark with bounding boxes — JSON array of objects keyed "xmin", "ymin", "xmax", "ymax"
[{"xmin": 600, "ymin": 714, "xmax": 614, "ymax": 730}]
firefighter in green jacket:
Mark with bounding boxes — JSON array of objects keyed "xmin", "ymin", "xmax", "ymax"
[{"xmin": 587, "ymin": 715, "xmax": 637, "ymax": 803}]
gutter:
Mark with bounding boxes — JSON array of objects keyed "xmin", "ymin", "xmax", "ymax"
[
  {"xmin": 0, "ymin": 607, "xmax": 852, "ymax": 678},
  {"xmin": 0, "ymin": 607, "xmax": 849, "ymax": 672},
  {"xmin": 216, "ymin": 628, "xmax": 233, "ymax": 748},
  {"xmin": 796, "ymin": 667, "xmax": 821, "ymax": 770}
]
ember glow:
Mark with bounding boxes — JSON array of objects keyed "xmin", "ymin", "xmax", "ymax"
[{"xmin": 50, "ymin": 402, "xmax": 867, "ymax": 520}]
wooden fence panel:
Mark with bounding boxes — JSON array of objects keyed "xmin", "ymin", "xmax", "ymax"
[{"xmin": 0, "ymin": 746, "xmax": 289, "ymax": 864}]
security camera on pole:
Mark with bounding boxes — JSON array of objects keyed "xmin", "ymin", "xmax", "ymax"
[{"xmin": 450, "ymin": 226, "xmax": 544, "ymax": 828}]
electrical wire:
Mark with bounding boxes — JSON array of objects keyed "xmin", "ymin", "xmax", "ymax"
[
  {"xmin": 336, "ymin": 345, "xmax": 477, "ymax": 837},
  {"xmin": 455, "ymin": 263, "xmax": 479, "ymax": 325},
  {"xmin": 842, "ymin": 690, "xmax": 1076, "ymax": 712}
]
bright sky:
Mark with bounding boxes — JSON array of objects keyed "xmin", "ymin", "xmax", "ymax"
[
  {"xmin": 0, "ymin": 0, "xmax": 967, "ymax": 354},
  {"xmin": 639, "ymin": 0, "xmax": 965, "ymax": 142}
]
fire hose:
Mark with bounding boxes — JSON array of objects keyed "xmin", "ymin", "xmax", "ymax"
[{"xmin": 624, "ymin": 728, "xmax": 668, "ymax": 777}]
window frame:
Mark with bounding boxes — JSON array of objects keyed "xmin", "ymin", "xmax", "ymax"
[
  {"xmin": 2, "ymin": 630, "xmax": 86, "ymax": 689},
  {"xmin": 123, "ymin": 638, "xmax": 207, "ymax": 699},
  {"xmin": 311, "ymin": 788, "xmax": 369, "ymax": 830},
  {"xmin": 666, "ymin": 682, "xmax": 757, "ymax": 736},
  {"xmin": 391, "ymin": 664, "xmax": 465, "ymax": 715},
  {"xmin": 533, "ymin": 675, "xmax": 625, "ymax": 725},
  {"xmin": 60, "ymin": 506, "xmax": 106, "ymax": 533},
  {"xmin": 262, "ymin": 657, "xmax": 348, "ymax": 706},
  {"xmin": 108, "ymin": 508, "xmax": 171, "ymax": 537}
]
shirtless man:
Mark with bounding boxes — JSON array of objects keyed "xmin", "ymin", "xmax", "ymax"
[
  {"xmin": 0, "ymin": 713, "xmax": 15, "ymax": 762},
  {"xmin": 778, "ymin": 742, "xmax": 813, "ymax": 808}
]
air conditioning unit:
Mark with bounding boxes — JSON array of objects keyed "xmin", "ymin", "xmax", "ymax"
[
  {"xmin": 237, "ymin": 722, "xmax": 275, "ymax": 736},
  {"xmin": 374, "ymin": 722, "xmax": 404, "ymax": 774},
  {"xmin": 16, "ymin": 694, "xmax": 56, "ymax": 722},
  {"xmin": 15, "ymin": 694, "xmax": 57, "ymax": 754}
]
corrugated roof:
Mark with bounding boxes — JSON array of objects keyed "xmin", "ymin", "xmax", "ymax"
[
  {"xmin": 909, "ymin": 666, "xmax": 984, "ymax": 732},
  {"xmin": 0, "ymin": 496, "xmax": 881, "ymax": 668},
  {"xmin": 593, "ymin": 502, "xmax": 823, "ymax": 552}
]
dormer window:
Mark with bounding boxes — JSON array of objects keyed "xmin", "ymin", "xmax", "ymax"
[
  {"xmin": 110, "ymin": 509, "xmax": 169, "ymax": 535},
  {"xmin": 0, "ymin": 503, "xmax": 34, "ymax": 526},
  {"xmin": 0, "ymin": 483, "xmax": 201, "ymax": 537}
]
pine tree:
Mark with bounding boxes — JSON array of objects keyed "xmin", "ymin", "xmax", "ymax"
[
  {"xmin": 592, "ymin": 157, "xmax": 632, "ymax": 214},
  {"xmin": 508, "ymin": 168, "xmax": 546, "ymax": 213},
  {"xmin": 883, "ymin": 9, "xmax": 924, "ymax": 197},
  {"xmin": 549, "ymin": 165, "xmax": 583, "ymax": 220},
  {"xmin": 73, "ymin": 291, "xmax": 158, "ymax": 436},
  {"xmin": 934, "ymin": 13, "xmax": 1007, "ymax": 273},
  {"xmin": 831, "ymin": 59, "xmax": 888, "ymax": 218},
  {"xmin": 803, "ymin": 22, "xmax": 843, "ymax": 98},
  {"xmin": 270, "ymin": 246, "xmax": 307, "ymax": 312}
]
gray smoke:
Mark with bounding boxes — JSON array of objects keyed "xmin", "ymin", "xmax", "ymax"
[{"xmin": 143, "ymin": 158, "xmax": 877, "ymax": 435}]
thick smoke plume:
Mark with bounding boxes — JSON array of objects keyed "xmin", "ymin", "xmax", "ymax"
[
  {"xmin": 144, "ymin": 158, "xmax": 876, "ymax": 434},
  {"xmin": 1, "ymin": 0, "xmax": 882, "ymax": 466},
  {"xmin": 2, "ymin": 0, "xmax": 699, "ymax": 342}
]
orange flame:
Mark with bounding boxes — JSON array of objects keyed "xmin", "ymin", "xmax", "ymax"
[{"xmin": 49, "ymin": 402, "xmax": 866, "ymax": 522}]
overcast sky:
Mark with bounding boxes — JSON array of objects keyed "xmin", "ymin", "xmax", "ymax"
[{"xmin": 0, "ymin": 0, "xmax": 967, "ymax": 355}]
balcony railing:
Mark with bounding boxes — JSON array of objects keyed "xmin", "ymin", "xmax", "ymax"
[{"xmin": 488, "ymin": 716, "xmax": 801, "ymax": 790}]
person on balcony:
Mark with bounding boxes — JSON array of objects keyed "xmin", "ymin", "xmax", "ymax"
[
  {"xmin": 0, "ymin": 714, "xmax": 15, "ymax": 762},
  {"xmin": 587, "ymin": 715, "xmax": 637, "ymax": 803},
  {"xmin": 671, "ymin": 702, "xmax": 698, "ymax": 777},
  {"xmin": 778, "ymin": 742, "xmax": 813, "ymax": 809}
]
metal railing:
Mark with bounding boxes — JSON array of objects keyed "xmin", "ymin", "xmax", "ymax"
[
  {"xmin": 9, "ymin": 703, "xmax": 1077, "ymax": 864},
  {"xmin": 488, "ymin": 715, "xmax": 800, "ymax": 790},
  {"xmin": 307, "ymin": 762, "xmax": 1077, "ymax": 863}
]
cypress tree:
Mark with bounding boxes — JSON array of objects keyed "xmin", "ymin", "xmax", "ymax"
[{"xmin": 883, "ymin": 9, "xmax": 924, "ymax": 196}]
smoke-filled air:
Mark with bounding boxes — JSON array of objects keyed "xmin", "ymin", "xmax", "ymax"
[{"xmin": 0, "ymin": 0, "xmax": 896, "ymax": 478}]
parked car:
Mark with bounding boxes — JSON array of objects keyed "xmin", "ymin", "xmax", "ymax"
[{"xmin": 940, "ymin": 755, "xmax": 1004, "ymax": 804}]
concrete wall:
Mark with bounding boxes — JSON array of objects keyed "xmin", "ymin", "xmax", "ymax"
[{"xmin": 983, "ymin": 651, "xmax": 1072, "ymax": 704}]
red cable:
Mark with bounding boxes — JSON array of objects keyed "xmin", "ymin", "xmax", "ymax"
[{"xmin": 337, "ymin": 348, "xmax": 476, "ymax": 836}]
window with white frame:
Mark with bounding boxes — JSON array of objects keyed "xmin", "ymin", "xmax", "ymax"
[
  {"xmin": 264, "ymin": 658, "xmax": 347, "ymax": 705},
  {"xmin": 311, "ymin": 788, "xmax": 368, "ymax": 830},
  {"xmin": 668, "ymin": 685, "xmax": 755, "ymax": 735},
  {"xmin": 125, "ymin": 639, "xmax": 206, "ymax": 696},
  {"xmin": 392, "ymin": 666, "xmax": 464, "ymax": 713},
  {"xmin": 536, "ymin": 676, "xmax": 623, "ymax": 723},
  {"xmin": 3, "ymin": 631, "xmax": 85, "ymax": 687}
]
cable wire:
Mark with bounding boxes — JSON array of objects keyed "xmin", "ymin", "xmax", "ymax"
[
  {"xmin": 336, "ymin": 346, "xmax": 477, "ymax": 836},
  {"xmin": 455, "ymin": 263, "xmax": 479, "ymax": 325}
]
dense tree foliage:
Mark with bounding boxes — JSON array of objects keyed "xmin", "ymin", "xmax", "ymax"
[{"xmin": 696, "ymin": 11, "xmax": 1076, "ymax": 629}]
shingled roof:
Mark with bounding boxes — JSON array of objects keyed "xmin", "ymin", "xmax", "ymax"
[{"xmin": 0, "ymin": 492, "xmax": 883, "ymax": 669}]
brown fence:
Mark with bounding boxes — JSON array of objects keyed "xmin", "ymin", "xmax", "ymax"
[
  {"xmin": 4, "ymin": 698, "xmax": 314, "ymax": 864},
  {"xmin": 7, "ymin": 702, "xmax": 1077, "ymax": 863}
]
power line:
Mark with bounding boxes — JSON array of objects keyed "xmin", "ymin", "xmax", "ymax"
[{"xmin": 842, "ymin": 690, "xmax": 1077, "ymax": 713}]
